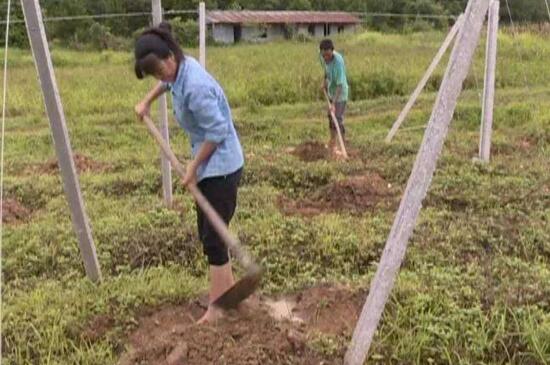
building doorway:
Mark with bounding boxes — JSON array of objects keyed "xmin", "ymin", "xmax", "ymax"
[{"xmin": 234, "ymin": 25, "xmax": 242, "ymax": 42}]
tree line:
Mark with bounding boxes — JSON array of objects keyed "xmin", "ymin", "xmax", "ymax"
[{"xmin": 3, "ymin": 0, "xmax": 548, "ymax": 48}]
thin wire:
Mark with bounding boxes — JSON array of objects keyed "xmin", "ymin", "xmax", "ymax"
[
  {"xmin": 505, "ymin": 0, "xmax": 515, "ymax": 27},
  {"xmin": 0, "ymin": 10, "xmax": 459, "ymax": 25},
  {"xmin": 0, "ymin": 9, "xmax": 197, "ymax": 24},
  {"xmin": 0, "ymin": 0, "xmax": 12, "ymax": 360},
  {"xmin": 505, "ymin": 0, "xmax": 530, "ymax": 88},
  {"xmin": 504, "ymin": 0, "xmax": 543, "ymax": 179},
  {"xmin": 471, "ymin": 24, "xmax": 483, "ymax": 103},
  {"xmin": 1, "ymin": 0, "xmax": 10, "ymax": 238}
]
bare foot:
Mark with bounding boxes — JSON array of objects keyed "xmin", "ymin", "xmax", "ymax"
[{"xmin": 196, "ymin": 306, "xmax": 223, "ymax": 325}]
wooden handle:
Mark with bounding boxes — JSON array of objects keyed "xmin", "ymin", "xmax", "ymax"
[
  {"xmin": 141, "ymin": 115, "xmax": 253, "ymax": 268},
  {"xmin": 323, "ymin": 89, "xmax": 349, "ymax": 158}
]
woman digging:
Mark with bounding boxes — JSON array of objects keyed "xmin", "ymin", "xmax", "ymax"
[{"xmin": 133, "ymin": 22, "xmax": 244, "ymax": 324}]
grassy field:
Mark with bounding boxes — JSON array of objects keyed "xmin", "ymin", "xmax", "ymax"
[{"xmin": 2, "ymin": 30, "xmax": 549, "ymax": 364}]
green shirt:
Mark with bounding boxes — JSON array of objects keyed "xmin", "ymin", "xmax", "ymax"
[{"xmin": 320, "ymin": 51, "xmax": 349, "ymax": 102}]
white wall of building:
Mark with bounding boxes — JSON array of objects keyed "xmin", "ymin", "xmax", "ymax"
[
  {"xmin": 212, "ymin": 24, "xmax": 234, "ymax": 44},
  {"xmin": 314, "ymin": 24, "xmax": 325, "ymax": 37},
  {"xmin": 210, "ymin": 22, "xmax": 358, "ymax": 43},
  {"xmin": 267, "ymin": 24, "xmax": 285, "ymax": 39},
  {"xmin": 296, "ymin": 24, "xmax": 309, "ymax": 35},
  {"xmin": 345, "ymin": 24, "xmax": 357, "ymax": 33},
  {"xmin": 242, "ymin": 25, "xmax": 266, "ymax": 41}
]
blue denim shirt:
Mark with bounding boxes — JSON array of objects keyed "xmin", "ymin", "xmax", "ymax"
[{"xmin": 166, "ymin": 57, "xmax": 244, "ymax": 182}]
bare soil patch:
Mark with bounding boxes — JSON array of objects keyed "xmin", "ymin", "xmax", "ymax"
[
  {"xmin": 279, "ymin": 173, "xmax": 394, "ymax": 216},
  {"xmin": 2, "ymin": 198, "xmax": 31, "ymax": 224},
  {"xmin": 116, "ymin": 285, "xmax": 365, "ymax": 365}
]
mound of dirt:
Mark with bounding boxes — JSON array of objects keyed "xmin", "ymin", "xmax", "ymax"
[
  {"xmin": 116, "ymin": 285, "xmax": 365, "ymax": 365},
  {"xmin": 517, "ymin": 136, "xmax": 537, "ymax": 152},
  {"xmin": 34, "ymin": 153, "xmax": 111, "ymax": 175},
  {"xmin": 289, "ymin": 141, "xmax": 361, "ymax": 162},
  {"xmin": 290, "ymin": 141, "xmax": 329, "ymax": 162},
  {"xmin": 2, "ymin": 198, "xmax": 31, "ymax": 224},
  {"xmin": 80, "ymin": 314, "xmax": 115, "ymax": 343},
  {"xmin": 292, "ymin": 285, "xmax": 365, "ymax": 337},
  {"xmin": 280, "ymin": 173, "xmax": 394, "ymax": 216}
]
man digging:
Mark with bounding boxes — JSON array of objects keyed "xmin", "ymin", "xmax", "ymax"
[{"xmin": 319, "ymin": 38, "xmax": 349, "ymax": 159}]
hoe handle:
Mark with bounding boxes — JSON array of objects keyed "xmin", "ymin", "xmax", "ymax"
[
  {"xmin": 141, "ymin": 115, "xmax": 253, "ymax": 268},
  {"xmin": 323, "ymin": 89, "xmax": 348, "ymax": 159}
]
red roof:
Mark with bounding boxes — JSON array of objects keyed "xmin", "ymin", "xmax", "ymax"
[{"xmin": 206, "ymin": 11, "xmax": 360, "ymax": 25}]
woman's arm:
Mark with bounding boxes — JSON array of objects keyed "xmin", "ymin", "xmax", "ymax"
[
  {"xmin": 135, "ymin": 81, "xmax": 168, "ymax": 119},
  {"xmin": 182, "ymin": 87, "xmax": 229, "ymax": 185},
  {"xmin": 182, "ymin": 141, "xmax": 217, "ymax": 186}
]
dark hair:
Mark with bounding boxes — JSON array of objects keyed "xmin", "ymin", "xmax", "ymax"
[
  {"xmin": 319, "ymin": 39, "xmax": 334, "ymax": 51},
  {"xmin": 134, "ymin": 21, "xmax": 184, "ymax": 79}
]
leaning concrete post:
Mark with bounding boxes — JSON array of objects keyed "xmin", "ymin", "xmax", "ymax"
[
  {"xmin": 344, "ymin": 1, "xmax": 491, "ymax": 364},
  {"xmin": 21, "ymin": 0, "xmax": 102, "ymax": 281},
  {"xmin": 385, "ymin": 14, "xmax": 464, "ymax": 143}
]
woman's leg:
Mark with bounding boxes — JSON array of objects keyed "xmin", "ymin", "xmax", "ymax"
[
  {"xmin": 196, "ymin": 262, "xmax": 234, "ymax": 323},
  {"xmin": 195, "ymin": 169, "xmax": 242, "ymax": 323}
]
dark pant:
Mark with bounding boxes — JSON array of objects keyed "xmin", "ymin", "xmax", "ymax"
[
  {"xmin": 327, "ymin": 101, "xmax": 346, "ymax": 135},
  {"xmin": 196, "ymin": 168, "xmax": 242, "ymax": 266}
]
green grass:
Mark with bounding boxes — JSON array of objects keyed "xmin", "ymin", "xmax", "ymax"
[{"xmin": 2, "ymin": 30, "xmax": 550, "ymax": 364}]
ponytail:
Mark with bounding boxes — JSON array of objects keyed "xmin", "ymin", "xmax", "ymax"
[{"xmin": 134, "ymin": 21, "xmax": 184, "ymax": 79}]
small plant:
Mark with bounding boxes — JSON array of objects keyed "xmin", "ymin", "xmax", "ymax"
[{"xmin": 309, "ymin": 333, "xmax": 343, "ymax": 357}]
